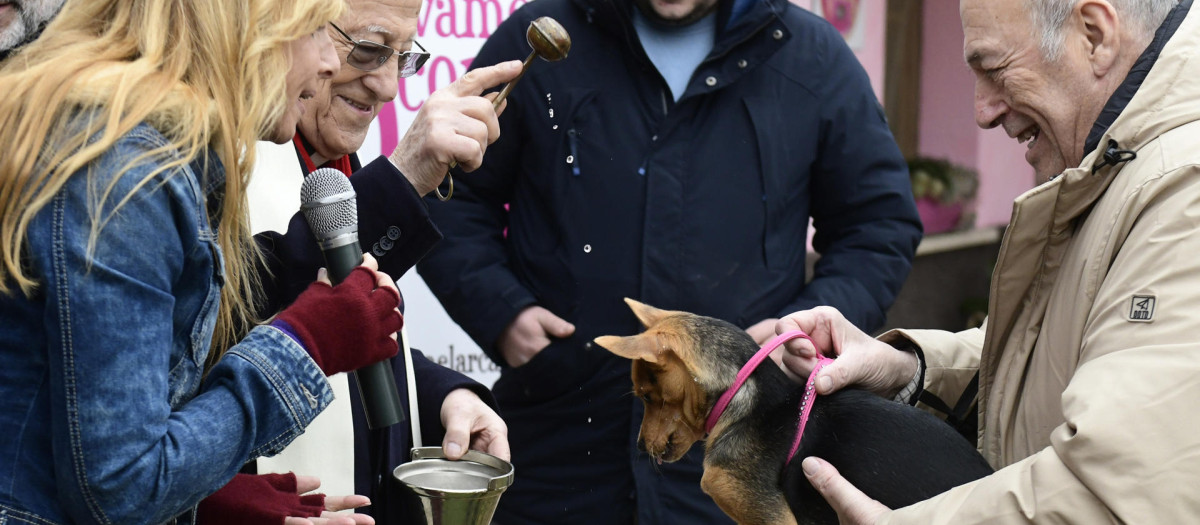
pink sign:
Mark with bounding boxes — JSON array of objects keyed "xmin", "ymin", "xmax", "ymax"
[{"xmin": 364, "ymin": 0, "xmax": 529, "ymax": 159}]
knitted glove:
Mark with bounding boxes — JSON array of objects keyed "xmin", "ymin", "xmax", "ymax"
[
  {"xmin": 273, "ymin": 266, "xmax": 402, "ymax": 376},
  {"xmin": 196, "ymin": 472, "xmax": 324, "ymax": 525}
]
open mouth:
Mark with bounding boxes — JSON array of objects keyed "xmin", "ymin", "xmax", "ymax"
[
  {"xmin": 337, "ymin": 94, "xmax": 372, "ymax": 113},
  {"xmin": 1015, "ymin": 125, "xmax": 1040, "ymax": 150}
]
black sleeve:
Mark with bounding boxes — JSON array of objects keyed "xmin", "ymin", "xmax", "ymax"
[
  {"xmin": 410, "ymin": 348, "xmax": 498, "ymax": 447},
  {"xmin": 779, "ymin": 23, "xmax": 923, "ymax": 331},
  {"xmin": 415, "ymin": 13, "xmax": 539, "ymax": 364},
  {"xmin": 253, "ymin": 156, "xmax": 443, "ymax": 317}
]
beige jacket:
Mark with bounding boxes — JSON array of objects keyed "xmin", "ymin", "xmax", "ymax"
[{"xmin": 882, "ymin": 5, "xmax": 1200, "ymax": 523}]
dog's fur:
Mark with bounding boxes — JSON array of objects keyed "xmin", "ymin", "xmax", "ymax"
[{"xmin": 593, "ymin": 299, "xmax": 992, "ymax": 525}]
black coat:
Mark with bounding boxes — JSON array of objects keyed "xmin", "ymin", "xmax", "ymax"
[
  {"xmin": 254, "ymin": 153, "xmax": 496, "ymax": 524},
  {"xmin": 417, "ymin": 0, "xmax": 921, "ymax": 521}
]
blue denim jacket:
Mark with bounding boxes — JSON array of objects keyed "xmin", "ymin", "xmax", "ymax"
[{"xmin": 0, "ymin": 122, "xmax": 333, "ymax": 524}]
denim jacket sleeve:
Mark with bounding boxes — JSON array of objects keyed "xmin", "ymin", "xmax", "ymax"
[{"xmin": 25, "ymin": 126, "xmax": 332, "ymax": 524}]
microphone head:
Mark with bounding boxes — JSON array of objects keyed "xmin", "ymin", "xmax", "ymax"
[{"xmin": 300, "ymin": 167, "xmax": 358, "ymax": 245}]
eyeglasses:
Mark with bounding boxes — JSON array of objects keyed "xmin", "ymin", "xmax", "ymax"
[{"xmin": 328, "ymin": 22, "xmax": 430, "ymax": 78}]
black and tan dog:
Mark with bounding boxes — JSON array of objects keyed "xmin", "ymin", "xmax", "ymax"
[{"xmin": 593, "ymin": 299, "xmax": 992, "ymax": 525}]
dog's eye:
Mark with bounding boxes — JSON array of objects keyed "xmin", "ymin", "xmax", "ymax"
[{"xmin": 641, "ymin": 394, "xmax": 653, "ymax": 404}]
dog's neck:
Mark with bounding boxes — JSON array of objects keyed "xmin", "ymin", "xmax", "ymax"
[{"xmin": 701, "ymin": 335, "xmax": 800, "ymax": 436}]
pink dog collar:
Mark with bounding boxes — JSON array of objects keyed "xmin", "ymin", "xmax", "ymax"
[
  {"xmin": 702, "ymin": 330, "xmax": 833, "ymax": 465},
  {"xmin": 788, "ymin": 354, "xmax": 835, "ymax": 464}
]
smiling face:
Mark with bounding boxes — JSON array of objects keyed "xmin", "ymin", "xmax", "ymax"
[
  {"xmin": 298, "ymin": 0, "xmax": 421, "ymax": 164},
  {"xmin": 0, "ymin": 0, "xmax": 66, "ymax": 52},
  {"xmin": 269, "ymin": 26, "xmax": 340, "ymax": 143},
  {"xmin": 961, "ymin": 0, "xmax": 1106, "ymax": 183}
]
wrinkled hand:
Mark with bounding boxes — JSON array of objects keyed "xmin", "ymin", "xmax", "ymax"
[
  {"xmin": 282, "ymin": 475, "xmax": 374, "ymax": 525},
  {"xmin": 497, "ymin": 306, "xmax": 575, "ymax": 367},
  {"xmin": 802, "ymin": 457, "xmax": 891, "ymax": 525},
  {"xmin": 746, "ymin": 318, "xmax": 780, "ymax": 345},
  {"xmin": 389, "ymin": 60, "xmax": 524, "ymax": 196},
  {"xmin": 440, "ymin": 388, "xmax": 510, "ymax": 461},
  {"xmin": 773, "ymin": 307, "xmax": 917, "ymax": 398}
]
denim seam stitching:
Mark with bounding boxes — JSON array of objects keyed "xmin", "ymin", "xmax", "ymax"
[
  {"xmin": 0, "ymin": 503, "xmax": 61, "ymax": 525},
  {"xmin": 123, "ymin": 126, "xmax": 210, "ymax": 248},
  {"xmin": 231, "ymin": 346, "xmax": 303, "ymax": 422},
  {"xmin": 51, "ymin": 192, "xmax": 111, "ymax": 524},
  {"xmin": 224, "ymin": 345, "xmax": 307, "ymax": 456}
]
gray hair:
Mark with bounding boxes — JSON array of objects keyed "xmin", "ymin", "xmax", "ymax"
[{"xmin": 1025, "ymin": 0, "xmax": 1178, "ymax": 60}]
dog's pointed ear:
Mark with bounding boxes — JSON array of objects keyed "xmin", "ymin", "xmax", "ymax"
[
  {"xmin": 625, "ymin": 297, "xmax": 670, "ymax": 328},
  {"xmin": 593, "ymin": 334, "xmax": 661, "ymax": 363}
]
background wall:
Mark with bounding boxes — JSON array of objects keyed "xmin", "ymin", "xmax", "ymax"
[{"xmin": 917, "ymin": 0, "xmax": 1033, "ymax": 227}]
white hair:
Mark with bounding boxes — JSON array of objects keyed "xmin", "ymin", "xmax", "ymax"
[{"xmin": 1025, "ymin": 0, "xmax": 1179, "ymax": 60}]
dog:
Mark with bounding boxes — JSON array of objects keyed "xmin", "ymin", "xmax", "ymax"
[{"xmin": 592, "ymin": 299, "xmax": 993, "ymax": 525}]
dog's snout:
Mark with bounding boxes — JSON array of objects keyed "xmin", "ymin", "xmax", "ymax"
[{"xmin": 636, "ymin": 437, "xmax": 647, "ymax": 452}]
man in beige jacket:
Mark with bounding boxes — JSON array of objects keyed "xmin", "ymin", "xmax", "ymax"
[{"xmin": 775, "ymin": 0, "xmax": 1200, "ymax": 522}]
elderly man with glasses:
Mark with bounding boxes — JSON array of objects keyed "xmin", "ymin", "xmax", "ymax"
[{"xmin": 238, "ymin": 0, "xmax": 524, "ymax": 522}]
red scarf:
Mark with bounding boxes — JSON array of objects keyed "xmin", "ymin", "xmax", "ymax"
[{"xmin": 293, "ymin": 134, "xmax": 353, "ymax": 176}]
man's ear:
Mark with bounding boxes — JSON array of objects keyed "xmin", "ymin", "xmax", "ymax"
[
  {"xmin": 625, "ymin": 297, "xmax": 671, "ymax": 328},
  {"xmin": 594, "ymin": 334, "xmax": 661, "ymax": 363},
  {"xmin": 1077, "ymin": 0, "xmax": 1121, "ymax": 77}
]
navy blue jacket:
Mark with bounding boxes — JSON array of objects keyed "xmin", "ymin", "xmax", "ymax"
[
  {"xmin": 255, "ymin": 152, "xmax": 496, "ymax": 524},
  {"xmin": 417, "ymin": 0, "xmax": 921, "ymax": 521}
]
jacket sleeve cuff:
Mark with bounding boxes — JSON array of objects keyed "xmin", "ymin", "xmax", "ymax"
[
  {"xmin": 221, "ymin": 325, "xmax": 334, "ymax": 457},
  {"xmin": 879, "ymin": 328, "xmax": 981, "ymax": 418},
  {"xmin": 882, "ymin": 336, "xmax": 926, "ymax": 406},
  {"xmin": 470, "ymin": 285, "xmax": 539, "ymax": 366},
  {"xmin": 351, "ymin": 156, "xmax": 443, "ymax": 277},
  {"xmin": 410, "ymin": 349, "xmax": 498, "ymax": 445}
]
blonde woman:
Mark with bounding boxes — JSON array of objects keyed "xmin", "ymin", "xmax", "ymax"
[{"xmin": 0, "ymin": 0, "xmax": 406, "ymax": 523}]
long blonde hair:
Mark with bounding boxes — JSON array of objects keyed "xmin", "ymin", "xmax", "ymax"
[{"xmin": 0, "ymin": 0, "xmax": 344, "ymax": 359}]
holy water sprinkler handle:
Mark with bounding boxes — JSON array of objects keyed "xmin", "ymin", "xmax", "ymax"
[
  {"xmin": 491, "ymin": 17, "xmax": 571, "ymax": 109},
  {"xmin": 437, "ymin": 17, "xmax": 571, "ymax": 202},
  {"xmin": 492, "ymin": 51, "xmax": 536, "ymax": 110}
]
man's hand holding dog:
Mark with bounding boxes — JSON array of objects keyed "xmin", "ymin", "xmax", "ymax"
[
  {"xmin": 777, "ymin": 306, "xmax": 917, "ymax": 523},
  {"xmin": 801, "ymin": 457, "xmax": 891, "ymax": 524},
  {"xmin": 497, "ymin": 306, "xmax": 576, "ymax": 367},
  {"xmin": 773, "ymin": 306, "xmax": 918, "ymax": 399}
]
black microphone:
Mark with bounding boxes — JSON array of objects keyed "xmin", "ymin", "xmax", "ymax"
[{"xmin": 300, "ymin": 167, "xmax": 405, "ymax": 429}]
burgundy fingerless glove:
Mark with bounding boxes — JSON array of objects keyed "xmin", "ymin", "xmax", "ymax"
[
  {"xmin": 196, "ymin": 472, "xmax": 324, "ymax": 525},
  {"xmin": 272, "ymin": 266, "xmax": 403, "ymax": 376}
]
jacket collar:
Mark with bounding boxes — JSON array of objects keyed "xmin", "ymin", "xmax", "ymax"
[
  {"xmin": 1083, "ymin": 0, "xmax": 1192, "ymax": 156},
  {"xmin": 193, "ymin": 148, "xmax": 227, "ymax": 198},
  {"xmin": 569, "ymin": 0, "xmax": 786, "ymax": 54},
  {"xmin": 1042, "ymin": 1, "xmax": 1198, "ymax": 240},
  {"xmin": 986, "ymin": 0, "xmax": 1200, "ymax": 381},
  {"xmin": 1038, "ymin": 0, "xmax": 1198, "ymax": 214}
]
